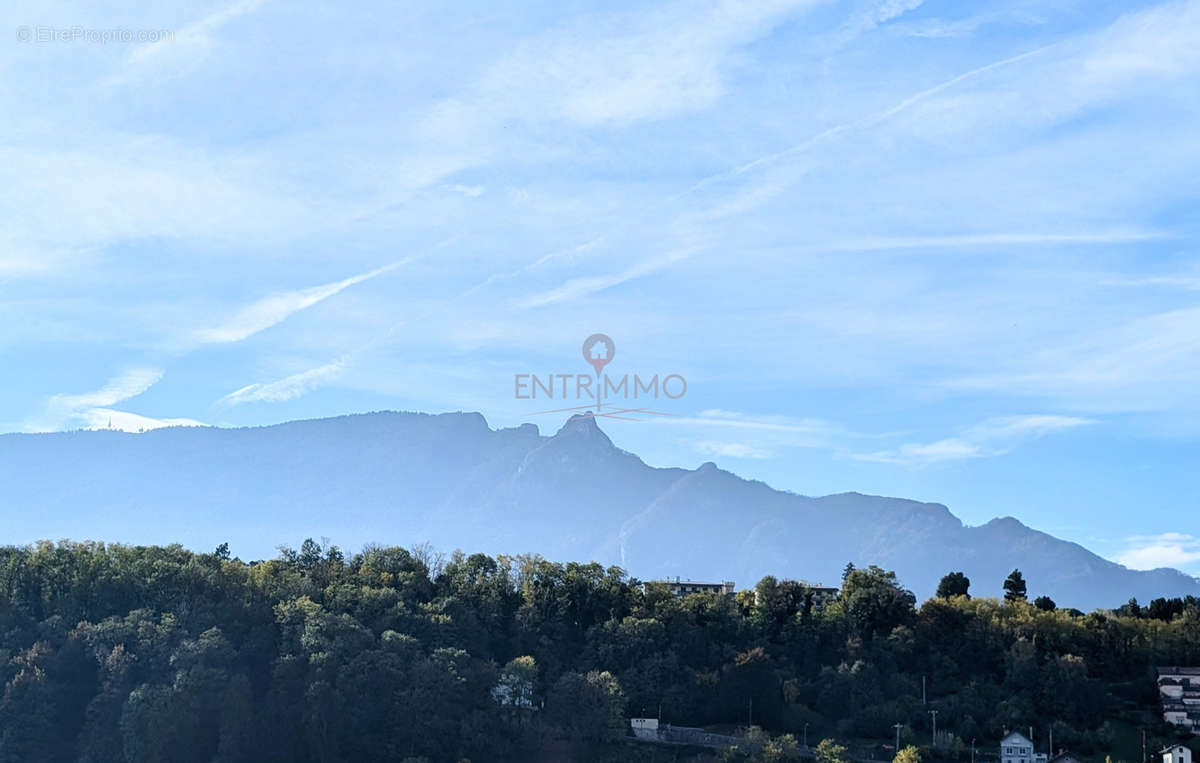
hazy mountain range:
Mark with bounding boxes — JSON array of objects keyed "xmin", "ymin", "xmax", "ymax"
[{"xmin": 1, "ymin": 410, "xmax": 1195, "ymax": 611}]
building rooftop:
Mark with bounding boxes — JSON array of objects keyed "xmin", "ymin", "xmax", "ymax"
[{"xmin": 1002, "ymin": 731, "xmax": 1035, "ymax": 745}]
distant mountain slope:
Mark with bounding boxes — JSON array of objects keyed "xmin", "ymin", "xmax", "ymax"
[{"xmin": 0, "ymin": 411, "xmax": 1194, "ymax": 610}]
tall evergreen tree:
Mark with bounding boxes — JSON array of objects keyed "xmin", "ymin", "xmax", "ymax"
[{"xmin": 1003, "ymin": 569, "xmax": 1028, "ymax": 602}]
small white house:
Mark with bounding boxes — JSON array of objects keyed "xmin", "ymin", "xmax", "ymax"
[
  {"xmin": 630, "ymin": 718, "xmax": 659, "ymax": 741},
  {"xmin": 1001, "ymin": 732, "xmax": 1048, "ymax": 763},
  {"xmin": 1162, "ymin": 745, "xmax": 1193, "ymax": 763}
]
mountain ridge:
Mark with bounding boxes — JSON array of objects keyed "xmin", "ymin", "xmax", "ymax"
[{"xmin": 0, "ymin": 409, "xmax": 1194, "ymax": 610}]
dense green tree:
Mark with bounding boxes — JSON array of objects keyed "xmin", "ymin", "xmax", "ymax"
[
  {"xmin": 837, "ymin": 566, "xmax": 917, "ymax": 641},
  {"xmin": 754, "ymin": 577, "xmax": 817, "ymax": 636},
  {"xmin": 546, "ymin": 670, "xmax": 625, "ymax": 744},
  {"xmin": 1115, "ymin": 597, "xmax": 1142, "ymax": 618},
  {"xmin": 494, "ymin": 655, "xmax": 538, "ymax": 711},
  {"xmin": 936, "ymin": 572, "xmax": 971, "ymax": 599}
]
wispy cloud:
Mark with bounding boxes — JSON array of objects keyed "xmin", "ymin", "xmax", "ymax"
[
  {"xmin": 685, "ymin": 41, "xmax": 1059, "ymax": 197},
  {"xmin": 1101, "ymin": 275, "xmax": 1200, "ymax": 291},
  {"xmin": 1115, "ymin": 533, "xmax": 1200, "ymax": 572},
  {"xmin": 654, "ymin": 409, "xmax": 845, "ymax": 463},
  {"xmin": 854, "ymin": 414, "xmax": 1093, "ymax": 466},
  {"xmin": 193, "ymin": 262, "xmax": 402, "ymax": 344},
  {"xmin": 26, "ymin": 368, "xmax": 168, "ymax": 432},
  {"xmin": 661, "ymin": 410, "xmax": 1085, "ymax": 468},
  {"xmin": 694, "ymin": 440, "xmax": 772, "ymax": 459},
  {"xmin": 218, "ymin": 358, "xmax": 347, "ymax": 405},
  {"xmin": 818, "ymin": 230, "xmax": 1164, "ymax": 252},
  {"xmin": 946, "ymin": 307, "xmax": 1200, "ymax": 412},
  {"xmin": 0, "ymin": 233, "xmax": 78, "ymax": 279},
  {"xmin": 1081, "ymin": 0, "xmax": 1200, "ymax": 84},
  {"xmin": 49, "ymin": 368, "xmax": 163, "ymax": 411},
  {"xmin": 517, "ymin": 248, "xmax": 699, "ymax": 308},
  {"xmin": 74, "ymin": 408, "xmax": 207, "ymax": 433},
  {"xmin": 831, "ymin": 0, "xmax": 926, "ymax": 46},
  {"xmin": 895, "ymin": 15, "xmax": 992, "ymax": 39},
  {"xmin": 429, "ymin": 0, "xmax": 824, "ymax": 130},
  {"xmin": 683, "ymin": 409, "xmax": 841, "ymax": 439},
  {"xmin": 461, "ymin": 239, "xmax": 605, "ymax": 299},
  {"xmin": 0, "ymin": 141, "xmax": 315, "ymax": 276},
  {"xmin": 107, "ymin": 0, "xmax": 270, "ymax": 87},
  {"xmin": 691, "ymin": 0, "xmax": 1200, "ymax": 237},
  {"xmin": 890, "ymin": 7, "xmax": 1044, "ymax": 39}
]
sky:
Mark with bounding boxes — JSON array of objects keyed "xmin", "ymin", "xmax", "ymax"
[{"xmin": 2, "ymin": 0, "xmax": 1199, "ymax": 573}]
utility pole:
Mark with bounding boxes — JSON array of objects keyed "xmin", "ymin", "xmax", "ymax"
[
  {"xmin": 894, "ymin": 723, "xmax": 903, "ymax": 753},
  {"xmin": 1142, "ymin": 729, "xmax": 1147, "ymax": 763},
  {"xmin": 972, "ymin": 738, "xmax": 977, "ymax": 763},
  {"xmin": 748, "ymin": 697, "xmax": 753, "ymax": 728},
  {"xmin": 805, "ymin": 723, "xmax": 810, "ymax": 748},
  {"xmin": 922, "ymin": 676, "xmax": 927, "ymax": 705},
  {"xmin": 1049, "ymin": 727, "xmax": 1054, "ymax": 758},
  {"xmin": 929, "ymin": 710, "xmax": 939, "ymax": 747}
]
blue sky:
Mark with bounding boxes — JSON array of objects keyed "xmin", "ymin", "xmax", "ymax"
[{"xmin": 3, "ymin": 0, "xmax": 1199, "ymax": 573}]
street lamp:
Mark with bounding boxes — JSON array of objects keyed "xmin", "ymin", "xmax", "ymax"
[
  {"xmin": 894, "ymin": 723, "xmax": 903, "ymax": 754},
  {"xmin": 928, "ymin": 710, "xmax": 939, "ymax": 747}
]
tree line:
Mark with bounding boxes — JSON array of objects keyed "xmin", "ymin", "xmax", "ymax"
[{"xmin": 0, "ymin": 540, "xmax": 1196, "ymax": 762}]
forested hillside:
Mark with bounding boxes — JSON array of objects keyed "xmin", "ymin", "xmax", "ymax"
[
  {"xmin": 0, "ymin": 540, "xmax": 1196, "ymax": 762},
  {"xmin": 2, "ymin": 412, "xmax": 1196, "ymax": 611}
]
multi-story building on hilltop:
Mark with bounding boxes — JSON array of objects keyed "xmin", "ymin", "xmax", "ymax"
[{"xmin": 1159, "ymin": 666, "xmax": 1200, "ymax": 731}]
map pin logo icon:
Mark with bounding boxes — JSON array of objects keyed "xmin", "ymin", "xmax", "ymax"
[{"xmin": 582, "ymin": 334, "xmax": 615, "ymax": 378}]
